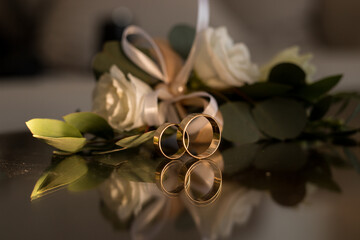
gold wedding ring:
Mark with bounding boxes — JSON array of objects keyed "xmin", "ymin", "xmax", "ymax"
[
  {"xmin": 153, "ymin": 114, "xmax": 222, "ymax": 203},
  {"xmin": 153, "ymin": 123, "xmax": 186, "ymax": 160},
  {"xmin": 155, "ymin": 159, "xmax": 184, "ymax": 197},
  {"xmin": 178, "ymin": 113, "xmax": 221, "ymax": 159},
  {"xmin": 154, "ymin": 113, "xmax": 221, "ymax": 159},
  {"xmin": 181, "ymin": 159, "xmax": 222, "ymax": 205},
  {"xmin": 156, "ymin": 158, "xmax": 223, "ymax": 204}
]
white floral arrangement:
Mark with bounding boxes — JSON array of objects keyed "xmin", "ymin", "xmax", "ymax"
[
  {"xmin": 25, "ymin": 3, "xmax": 360, "ymax": 238},
  {"xmin": 26, "ymin": 0, "xmax": 360, "ymax": 155}
]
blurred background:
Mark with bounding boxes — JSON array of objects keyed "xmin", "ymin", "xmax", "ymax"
[{"xmin": 1, "ymin": 0, "xmax": 360, "ymax": 133}]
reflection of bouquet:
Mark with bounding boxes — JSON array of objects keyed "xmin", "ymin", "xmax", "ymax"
[{"xmin": 26, "ymin": 0, "xmax": 359, "ymax": 155}]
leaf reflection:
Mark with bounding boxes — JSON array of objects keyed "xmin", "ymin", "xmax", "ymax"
[
  {"xmin": 29, "ymin": 140, "xmax": 353, "ymax": 239},
  {"xmin": 222, "ymin": 141, "xmax": 345, "ymax": 206},
  {"xmin": 31, "ymin": 155, "xmax": 88, "ymax": 200}
]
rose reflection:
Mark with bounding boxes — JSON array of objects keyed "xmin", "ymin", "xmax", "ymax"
[
  {"xmin": 30, "ymin": 141, "xmax": 345, "ymax": 239},
  {"xmin": 98, "ymin": 153, "xmax": 263, "ymax": 240},
  {"xmin": 99, "ymin": 171, "xmax": 175, "ymax": 239},
  {"xmin": 183, "ymin": 182, "xmax": 262, "ymax": 240}
]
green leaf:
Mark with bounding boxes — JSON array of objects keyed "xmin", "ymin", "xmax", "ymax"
[
  {"xmin": 268, "ymin": 63, "xmax": 306, "ymax": 87},
  {"xmin": 31, "ymin": 172, "xmax": 50, "ymax": 200},
  {"xmin": 238, "ymin": 82, "xmax": 292, "ymax": 99},
  {"xmin": 92, "ymin": 41, "xmax": 159, "ymax": 85},
  {"xmin": 116, "ymin": 156, "xmax": 157, "ymax": 183},
  {"xmin": 253, "ymin": 142, "xmax": 307, "ymax": 172},
  {"xmin": 26, "ymin": 118, "xmax": 82, "ymax": 138},
  {"xmin": 220, "ymin": 102, "xmax": 261, "ymax": 144},
  {"xmin": 252, "ymin": 98, "xmax": 307, "ymax": 140},
  {"xmin": 168, "ymin": 24, "xmax": 195, "ymax": 59},
  {"xmin": 33, "ymin": 135, "xmax": 86, "ymax": 153},
  {"xmin": 63, "ymin": 112, "xmax": 114, "ymax": 139},
  {"xmin": 295, "ymin": 75, "xmax": 342, "ymax": 101},
  {"xmin": 116, "ymin": 131, "xmax": 155, "ymax": 149},
  {"xmin": 335, "ymin": 98, "xmax": 351, "ymax": 117},
  {"xmin": 307, "ymin": 170, "xmax": 341, "ymax": 192},
  {"xmin": 306, "ymin": 157, "xmax": 341, "ymax": 192},
  {"xmin": 68, "ymin": 163, "xmax": 113, "ymax": 192},
  {"xmin": 310, "ymin": 96, "xmax": 333, "ymax": 121},
  {"xmin": 222, "ymin": 143, "xmax": 260, "ymax": 175},
  {"xmin": 31, "ymin": 155, "xmax": 88, "ymax": 200}
]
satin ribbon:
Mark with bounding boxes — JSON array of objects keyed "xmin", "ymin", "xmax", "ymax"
[{"xmin": 121, "ymin": 0, "xmax": 218, "ymax": 127}]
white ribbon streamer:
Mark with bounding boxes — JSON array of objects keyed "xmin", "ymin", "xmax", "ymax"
[
  {"xmin": 121, "ymin": 0, "xmax": 218, "ymax": 127},
  {"xmin": 122, "ymin": 26, "xmax": 169, "ymax": 83},
  {"xmin": 170, "ymin": 0, "xmax": 210, "ymax": 94}
]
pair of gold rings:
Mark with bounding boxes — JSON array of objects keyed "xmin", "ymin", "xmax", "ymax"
[
  {"xmin": 155, "ymin": 158, "xmax": 222, "ymax": 205},
  {"xmin": 153, "ymin": 113, "xmax": 221, "ymax": 159}
]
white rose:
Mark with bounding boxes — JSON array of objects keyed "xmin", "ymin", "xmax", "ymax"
[
  {"xmin": 99, "ymin": 172, "xmax": 166, "ymax": 222},
  {"xmin": 260, "ymin": 46, "xmax": 316, "ymax": 81},
  {"xmin": 183, "ymin": 182, "xmax": 262, "ymax": 239},
  {"xmin": 194, "ymin": 27, "xmax": 259, "ymax": 89},
  {"xmin": 99, "ymin": 172, "xmax": 171, "ymax": 238},
  {"xmin": 92, "ymin": 65, "xmax": 152, "ymax": 132}
]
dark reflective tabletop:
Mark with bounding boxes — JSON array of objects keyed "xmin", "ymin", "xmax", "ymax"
[{"xmin": 1, "ymin": 131, "xmax": 360, "ymax": 240}]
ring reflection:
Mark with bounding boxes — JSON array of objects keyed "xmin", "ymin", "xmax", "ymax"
[{"xmin": 156, "ymin": 158, "xmax": 223, "ymax": 205}]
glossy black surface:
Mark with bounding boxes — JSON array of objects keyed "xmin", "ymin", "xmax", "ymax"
[{"xmin": 1, "ymin": 131, "xmax": 360, "ymax": 240}]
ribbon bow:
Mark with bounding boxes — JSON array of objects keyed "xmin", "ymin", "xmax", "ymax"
[{"xmin": 121, "ymin": 0, "xmax": 219, "ymax": 127}]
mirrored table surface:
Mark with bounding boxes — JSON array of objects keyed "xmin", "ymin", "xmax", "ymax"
[{"xmin": 1, "ymin": 131, "xmax": 360, "ymax": 240}]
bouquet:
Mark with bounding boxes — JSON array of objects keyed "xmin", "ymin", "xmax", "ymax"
[{"xmin": 26, "ymin": 0, "xmax": 360, "ymax": 158}]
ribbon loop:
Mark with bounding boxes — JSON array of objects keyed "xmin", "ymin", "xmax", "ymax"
[
  {"xmin": 122, "ymin": 26, "xmax": 169, "ymax": 83},
  {"xmin": 122, "ymin": 0, "xmax": 219, "ymax": 128}
]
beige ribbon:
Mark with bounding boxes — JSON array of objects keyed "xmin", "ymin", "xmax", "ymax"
[{"xmin": 121, "ymin": 0, "xmax": 219, "ymax": 127}]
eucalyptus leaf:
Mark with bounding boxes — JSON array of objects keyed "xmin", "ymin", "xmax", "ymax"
[
  {"xmin": 33, "ymin": 135, "xmax": 86, "ymax": 153},
  {"xmin": 68, "ymin": 163, "xmax": 113, "ymax": 192},
  {"xmin": 31, "ymin": 155, "xmax": 88, "ymax": 200},
  {"xmin": 220, "ymin": 102, "xmax": 261, "ymax": 144},
  {"xmin": 238, "ymin": 82, "xmax": 292, "ymax": 99},
  {"xmin": 117, "ymin": 157, "xmax": 157, "ymax": 183},
  {"xmin": 295, "ymin": 75, "xmax": 342, "ymax": 101},
  {"xmin": 168, "ymin": 24, "xmax": 195, "ymax": 59},
  {"xmin": 305, "ymin": 157, "xmax": 341, "ymax": 192},
  {"xmin": 63, "ymin": 112, "xmax": 114, "ymax": 139},
  {"xmin": 252, "ymin": 98, "xmax": 307, "ymax": 140},
  {"xmin": 222, "ymin": 143, "xmax": 260, "ymax": 175},
  {"xmin": 253, "ymin": 142, "xmax": 307, "ymax": 172},
  {"xmin": 92, "ymin": 41, "xmax": 159, "ymax": 85},
  {"xmin": 116, "ymin": 131, "xmax": 155, "ymax": 149},
  {"xmin": 26, "ymin": 118, "xmax": 82, "ymax": 138},
  {"xmin": 268, "ymin": 63, "xmax": 306, "ymax": 87}
]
